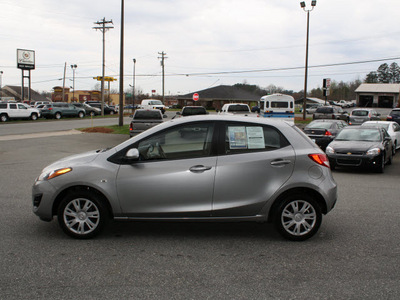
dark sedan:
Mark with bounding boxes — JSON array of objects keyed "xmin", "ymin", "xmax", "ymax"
[
  {"xmin": 304, "ymin": 119, "xmax": 348, "ymax": 150},
  {"xmin": 325, "ymin": 126, "xmax": 393, "ymax": 173},
  {"xmin": 387, "ymin": 108, "xmax": 400, "ymax": 125}
]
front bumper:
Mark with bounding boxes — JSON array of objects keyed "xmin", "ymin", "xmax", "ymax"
[
  {"xmin": 327, "ymin": 152, "xmax": 382, "ymax": 169},
  {"xmin": 32, "ymin": 180, "xmax": 57, "ymax": 221}
]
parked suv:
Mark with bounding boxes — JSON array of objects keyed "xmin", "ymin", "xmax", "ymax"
[
  {"xmin": 386, "ymin": 108, "xmax": 400, "ymax": 125},
  {"xmin": 348, "ymin": 108, "xmax": 380, "ymax": 125},
  {"xmin": 0, "ymin": 102, "xmax": 40, "ymax": 122},
  {"xmin": 219, "ymin": 103, "xmax": 252, "ymax": 115},
  {"xmin": 41, "ymin": 102, "xmax": 86, "ymax": 119},
  {"xmin": 313, "ymin": 106, "xmax": 348, "ymax": 121}
]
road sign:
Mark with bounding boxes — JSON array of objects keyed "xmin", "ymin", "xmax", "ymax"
[{"xmin": 193, "ymin": 93, "xmax": 199, "ymax": 101}]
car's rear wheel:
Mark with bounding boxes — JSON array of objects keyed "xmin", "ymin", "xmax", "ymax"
[
  {"xmin": 57, "ymin": 191, "xmax": 108, "ymax": 239},
  {"xmin": 55, "ymin": 112, "xmax": 62, "ymax": 119},
  {"xmin": 275, "ymin": 194, "xmax": 322, "ymax": 241},
  {"xmin": 31, "ymin": 113, "xmax": 38, "ymax": 121},
  {"xmin": 78, "ymin": 111, "xmax": 85, "ymax": 118},
  {"xmin": 0, "ymin": 114, "xmax": 9, "ymax": 122}
]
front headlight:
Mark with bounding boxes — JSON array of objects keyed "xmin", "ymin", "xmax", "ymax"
[
  {"xmin": 37, "ymin": 167, "xmax": 72, "ymax": 181},
  {"xmin": 366, "ymin": 148, "xmax": 381, "ymax": 156},
  {"xmin": 325, "ymin": 146, "xmax": 335, "ymax": 154}
]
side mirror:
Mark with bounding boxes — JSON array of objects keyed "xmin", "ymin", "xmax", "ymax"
[
  {"xmin": 163, "ymin": 114, "xmax": 168, "ymax": 118},
  {"xmin": 125, "ymin": 148, "xmax": 139, "ymax": 160},
  {"xmin": 176, "ymin": 111, "xmax": 181, "ymax": 115}
]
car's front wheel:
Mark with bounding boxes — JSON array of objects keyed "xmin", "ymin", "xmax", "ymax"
[
  {"xmin": 57, "ymin": 191, "xmax": 108, "ymax": 239},
  {"xmin": 78, "ymin": 111, "xmax": 85, "ymax": 118},
  {"xmin": 55, "ymin": 112, "xmax": 62, "ymax": 120},
  {"xmin": 275, "ymin": 194, "xmax": 322, "ymax": 241}
]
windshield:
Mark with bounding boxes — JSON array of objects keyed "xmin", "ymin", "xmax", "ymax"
[
  {"xmin": 336, "ymin": 128, "xmax": 381, "ymax": 142},
  {"xmin": 150, "ymin": 100, "xmax": 163, "ymax": 105},
  {"xmin": 390, "ymin": 110, "xmax": 400, "ymax": 116}
]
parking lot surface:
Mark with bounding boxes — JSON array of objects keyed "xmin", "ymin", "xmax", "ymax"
[{"xmin": 1, "ymin": 129, "xmax": 400, "ymax": 299}]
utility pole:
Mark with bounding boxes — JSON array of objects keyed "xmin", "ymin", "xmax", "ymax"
[
  {"xmin": 62, "ymin": 62, "xmax": 66, "ymax": 102},
  {"xmin": 93, "ymin": 17, "xmax": 114, "ymax": 116},
  {"xmin": 158, "ymin": 51, "xmax": 167, "ymax": 103}
]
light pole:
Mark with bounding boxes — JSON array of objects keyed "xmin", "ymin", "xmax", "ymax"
[
  {"xmin": 0, "ymin": 71, "xmax": 3, "ymax": 98},
  {"xmin": 300, "ymin": 0, "xmax": 316, "ymax": 120},
  {"xmin": 70, "ymin": 64, "xmax": 77, "ymax": 102},
  {"xmin": 132, "ymin": 58, "xmax": 136, "ymax": 106}
]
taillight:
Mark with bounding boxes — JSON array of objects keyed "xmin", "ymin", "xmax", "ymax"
[
  {"xmin": 332, "ymin": 114, "xmax": 335, "ymax": 118},
  {"xmin": 324, "ymin": 130, "xmax": 332, "ymax": 136},
  {"xmin": 129, "ymin": 123, "xmax": 133, "ymax": 130},
  {"xmin": 308, "ymin": 153, "xmax": 330, "ymax": 168},
  {"xmin": 387, "ymin": 116, "xmax": 392, "ymax": 120},
  {"xmin": 49, "ymin": 107, "xmax": 53, "ymax": 110},
  {"xmin": 369, "ymin": 113, "xmax": 371, "ymax": 118}
]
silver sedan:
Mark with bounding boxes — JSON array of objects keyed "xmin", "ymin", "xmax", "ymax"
[{"xmin": 32, "ymin": 115, "xmax": 337, "ymax": 241}]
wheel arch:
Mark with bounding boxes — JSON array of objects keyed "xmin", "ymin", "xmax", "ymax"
[
  {"xmin": 268, "ymin": 187, "xmax": 328, "ymax": 222},
  {"xmin": 52, "ymin": 185, "xmax": 114, "ymax": 218}
]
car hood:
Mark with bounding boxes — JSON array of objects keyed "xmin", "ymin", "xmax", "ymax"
[
  {"xmin": 329, "ymin": 140, "xmax": 381, "ymax": 152},
  {"xmin": 41, "ymin": 149, "xmax": 103, "ymax": 172}
]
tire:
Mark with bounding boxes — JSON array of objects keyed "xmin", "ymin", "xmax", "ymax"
[
  {"xmin": 0, "ymin": 114, "xmax": 9, "ymax": 122},
  {"xmin": 393, "ymin": 142, "xmax": 397, "ymax": 156},
  {"xmin": 31, "ymin": 113, "xmax": 38, "ymax": 121},
  {"xmin": 109, "ymin": 111, "xmax": 115, "ymax": 115},
  {"xmin": 387, "ymin": 151, "xmax": 393, "ymax": 165},
  {"xmin": 57, "ymin": 191, "xmax": 108, "ymax": 239},
  {"xmin": 78, "ymin": 111, "xmax": 85, "ymax": 118},
  {"xmin": 55, "ymin": 112, "xmax": 62, "ymax": 120},
  {"xmin": 274, "ymin": 194, "xmax": 322, "ymax": 241}
]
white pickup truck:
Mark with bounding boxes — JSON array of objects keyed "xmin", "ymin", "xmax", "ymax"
[{"xmin": 0, "ymin": 102, "xmax": 41, "ymax": 122}]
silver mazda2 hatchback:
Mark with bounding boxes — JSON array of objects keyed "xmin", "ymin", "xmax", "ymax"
[{"xmin": 32, "ymin": 115, "xmax": 337, "ymax": 241}]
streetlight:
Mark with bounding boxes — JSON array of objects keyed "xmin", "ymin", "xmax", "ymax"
[
  {"xmin": 70, "ymin": 64, "xmax": 77, "ymax": 102},
  {"xmin": 300, "ymin": 0, "xmax": 316, "ymax": 120},
  {"xmin": 0, "ymin": 71, "xmax": 3, "ymax": 98},
  {"xmin": 132, "ymin": 58, "xmax": 136, "ymax": 107}
]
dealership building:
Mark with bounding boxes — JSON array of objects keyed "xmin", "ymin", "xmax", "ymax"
[{"xmin": 355, "ymin": 83, "xmax": 400, "ymax": 108}]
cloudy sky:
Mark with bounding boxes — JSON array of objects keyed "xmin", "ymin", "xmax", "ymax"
[{"xmin": 1, "ymin": 0, "xmax": 400, "ymax": 96}]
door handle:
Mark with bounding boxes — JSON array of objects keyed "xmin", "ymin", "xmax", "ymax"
[
  {"xmin": 189, "ymin": 165, "xmax": 212, "ymax": 173},
  {"xmin": 270, "ymin": 159, "xmax": 291, "ymax": 166}
]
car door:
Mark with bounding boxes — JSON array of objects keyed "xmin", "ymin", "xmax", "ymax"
[
  {"xmin": 17, "ymin": 103, "xmax": 30, "ymax": 118},
  {"xmin": 212, "ymin": 121, "xmax": 295, "ymax": 217},
  {"xmin": 116, "ymin": 121, "xmax": 216, "ymax": 217}
]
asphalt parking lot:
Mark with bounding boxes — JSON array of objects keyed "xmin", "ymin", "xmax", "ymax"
[{"xmin": 1, "ymin": 129, "xmax": 400, "ymax": 299}]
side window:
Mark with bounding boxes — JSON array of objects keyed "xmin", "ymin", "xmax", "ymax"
[
  {"xmin": 137, "ymin": 122, "xmax": 214, "ymax": 161},
  {"xmin": 18, "ymin": 104, "xmax": 27, "ymax": 110},
  {"xmin": 10, "ymin": 104, "xmax": 17, "ymax": 109},
  {"xmin": 224, "ymin": 123, "xmax": 289, "ymax": 155}
]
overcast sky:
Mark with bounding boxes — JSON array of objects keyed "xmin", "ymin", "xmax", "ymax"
[{"xmin": 1, "ymin": 0, "xmax": 400, "ymax": 96}]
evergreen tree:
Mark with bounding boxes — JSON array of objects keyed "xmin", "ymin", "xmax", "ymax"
[
  {"xmin": 377, "ymin": 63, "xmax": 390, "ymax": 83},
  {"xmin": 389, "ymin": 62, "xmax": 400, "ymax": 83},
  {"xmin": 365, "ymin": 71, "xmax": 378, "ymax": 83}
]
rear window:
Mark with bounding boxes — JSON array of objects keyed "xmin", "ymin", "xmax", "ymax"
[
  {"xmin": 352, "ymin": 110, "xmax": 369, "ymax": 116},
  {"xmin": 134, "ymin": 110, "xmax": 162, "ymax": 119},
  {"xmin": 306, "ymin": 122, "xmax": 333, "ymax": 130},
  {"xmin": 0, "ymin": 103, "xmax": 7, "ymax": 109},
  {"xmin": 227, "ymin": 105, "xmax": 250, "ymax": 112},
  {"xmin": 390, "ymin": 110, "xmax": 400, "ymax": 116},
  {"xmin": 271, "ymin": 101, "xmax": 290, "ymax": 108},
  {"xmin": 182, "ymin": 107, "xmax": 207, "ymax": 116},
  {"xmin": 316, "ymin": 107, "xmax": 333, "ymax": 113}
]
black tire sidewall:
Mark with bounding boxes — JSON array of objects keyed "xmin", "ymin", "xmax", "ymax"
[
  {"xmin": 57, "ymin": 191, "xmax": 108, "ymax": 239},
  {"xmin": 274, "ymin": 194, "xmax": 322, "ymax": 241}
]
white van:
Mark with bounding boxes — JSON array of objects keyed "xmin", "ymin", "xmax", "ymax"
[{"xmin": 139, "ymin": 99, "xmax": 166, "ymax": 114}]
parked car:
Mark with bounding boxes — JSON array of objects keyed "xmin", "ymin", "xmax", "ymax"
[
  {"xmin": 0, "ymin": 102, "xmax": 40, "ymax": 122},
  {"xmin": 313, "ymin": 106, "xmax": 349, "ymax": 121},
  {"xmin": 386, "ymin": 108, "xmax": 400, "ymax": 125},
  {"xmin": 32, "ymin": 115, "xmax": 337, "ymax": 241},
  {"xmin": 326, "ymin": 126, "xmax": 393, "ymax": 173},
  {"xmin": 300, "ymin": 103, "xmax": 324, "ymax": 114},
  {"xmin": 41, "ymin": 102, "xmax": 86, "ymax": 119},
  {"xmin": 71, "ymin": 102, "xmax": 101, "ymax": 116},
  {"xmin": 173, "ymin": 106, "xmax": 208, "ymax": 118},
  {"xmin": 129, "ymin": 109, "xmax": 164, "ymax": 137},
  {"xmin": 139, "ymin": 99, "xmax": 166, "ymax": 114},
  {"xmin": 303, "ymin": 119, "xmax": 348, "ymax": 151},
  {"xmin": 219, "ymin": 103, "xmax": 252, "ymax": 115},
  {"xmin": 361, "ymin": 121, "xmax": 400, "ymax": 154},
  {"xmin": 85, "ymin": 101, "xmax": 116, "ymax": 115},
  {"xmin": 348, "ymin": 108, "xmax": 380, "ymax": 125}
]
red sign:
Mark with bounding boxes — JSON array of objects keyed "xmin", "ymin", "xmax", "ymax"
[{"xmin": 193, "ymin": 93, "xmax": 199, "ymax": 101}]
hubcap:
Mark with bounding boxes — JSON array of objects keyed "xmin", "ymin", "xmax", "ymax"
[
  {"xmin": 281, "ymin": 200, "xmax": 317, "ymax": 236},
  {"xmin": 63, "ymin": 198, "xmax": 100, "ymax": 235}
]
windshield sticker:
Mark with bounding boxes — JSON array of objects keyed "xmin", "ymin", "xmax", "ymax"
[
  {"xmin": 246, "ymin": 127, "xmax": 265, "ymax": 149},
  {"xmin": 228, "ymin": 127, "xmax": 247, "ymax": 149}
]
